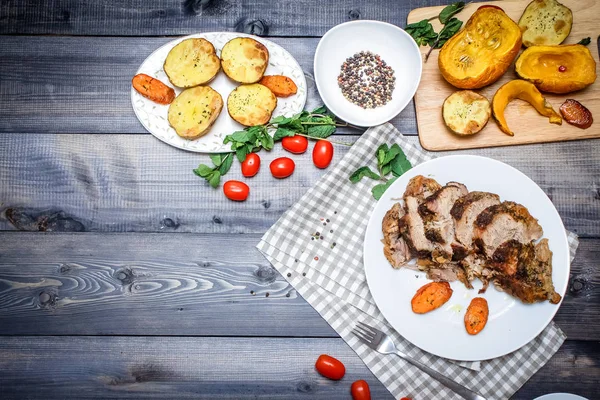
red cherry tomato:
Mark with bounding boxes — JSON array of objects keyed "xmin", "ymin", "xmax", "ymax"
[
  {"xmin": 478, "ymin": 5, "xmax": 503, "ymax": 11},
  {"xmin": 223, "ymin": 180, "xmax": 249, "ymax": 201},
  {"xmin": 400, "ymin": 398, "xmax": 412, "ymax": 400},
  {"xmin": 315, "ymin": 354, "xmax": 345, "ymax": 380},
  {"xmin": 282, "ymin": 135, "xmax": 309, "ymax": 154},
  {"xmin": 312, "ymin": 140, "xmax": 334, "ymax": 169},
  {"xmin": 270, "ymin": 157, "xmax": 295, "ymax": 179},
  {"xmin": 241, "ymin": 153, "xmax": 260, "ymax": 177},
  {"xmin": 351, "ymin": 380, "xmax": 371, "ymax": 400}
]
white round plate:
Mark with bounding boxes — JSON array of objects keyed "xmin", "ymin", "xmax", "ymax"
[
  {"xmin": 534, "ymin": 394, "xmax": 588, "ymax": 400},
  {"xmin": 314, "ymin": 20, "xmax": 422, "ymax": 127},
  {"xmin": 131, "ymin": 32, "xmax": 307, "ymax": 153},
  {"xmin": 364, "ymin": 155, "xmax": 570, "ymax": 361}
]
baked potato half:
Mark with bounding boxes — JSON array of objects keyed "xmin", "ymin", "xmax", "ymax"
[
  {"xmin": 518, "ymin": 0, "xmax": 573, "ymax": 47},
  {"xmin": 442, "ymin": 90, "xmax": 491, "ymax": 136},
  {"xmin": 221, "ymin": 37, "xmax": 269, "ymax": 84},
  {"xmin": 168, "ymin": 86, "xmax": 223, "ymax": 140},
  {"xmin": 227, "ymin": 84, "xmax": 277, "ymax": 126},
  {"xmin": 164, "ymin": 38, "xmax": 220, "ymax": 88}
]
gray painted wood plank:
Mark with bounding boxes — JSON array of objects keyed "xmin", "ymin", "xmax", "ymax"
[
  {"xmin": 0, "ymin": 232, "xmax": 335, "ymax": 337},
  {"xmin": 0, "ymin": 232, "xmax": 598, "ymax": 340},
  {"xmin": 0, "ymin": 336, "xmax": 598, "ymax": 399},
  {"xmin": 1, "ymin": 134, "xmax": 598, "ymax": 236},
  {"xmin": 0, "ymin": 36, "xmax": 416, "ymax": 135},
  {"xmin": 0, "ymin": 0, "xmax": 450, "ymax": 36}
]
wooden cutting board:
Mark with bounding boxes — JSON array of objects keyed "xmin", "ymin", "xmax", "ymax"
[{"xmin": 407, "ymin": 0, "xmax": 600, "ymax": 151}]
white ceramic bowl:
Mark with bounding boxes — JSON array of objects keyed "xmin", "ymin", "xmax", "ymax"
[{"xmin": 314, "ymin": 20, "xmax": 422, "ymax": 127}]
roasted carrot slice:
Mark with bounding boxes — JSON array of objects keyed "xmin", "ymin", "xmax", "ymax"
[
  {"xmin": 259, "ymin": 75, "xmax": 298, "ymax": 97},
  {"xmin": 464, "ymin": 297, "xmax": 489, "ymax": 335},
  {"xmin": 132, "ymin": 73, "xmax": 175, "ymax": 105},
  {"xmin": 411, "ymin": 282, "xmax": 453, "ymax": 314}
]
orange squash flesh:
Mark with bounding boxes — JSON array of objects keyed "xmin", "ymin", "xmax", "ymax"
[
  {"xmin": 515, "ymin": 44, "xmax": 597, "ymax": 94},
  {"xmin": 439, "ymin": 7, "xmax": 522, "ymax": 89},
  {"xmin": 492, "ymin": 80, "xmax": 562, "ymax": 136}
]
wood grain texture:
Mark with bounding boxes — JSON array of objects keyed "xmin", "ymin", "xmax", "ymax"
[
  {"xmin": 0, "ymin": 0, "xmax": 450, "ymax": 37},
  {"xmin": 408, "ymin": 0, "xmax": 600, "ymax": 151},
  {"xmin": 1, "ymin": 134, "xmax": 599, "ymax": 236},
  {"xmin": 0, "ymin": 232, "xmax": 334, "ymax": 337},
  {"xmin": 0, "ymin": 232, "xmax": 597, "ymax": 340},
  {"xmin": 0, "ymin": 36, "xmax": 416, "ymax": 135},
  {"xmin": 0, "ymin": 336, "xmax": 598, "ymax": 399}
]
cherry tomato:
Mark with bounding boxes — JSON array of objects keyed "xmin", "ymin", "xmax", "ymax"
[
  {"xmin": 351, "ymin": 380, "xmax": 371, "ymax": 400},
  {"xmin": 241, "ymin": 153, "xmax": 261, "ymax": 177},
  {"xmin": 478, "ymin": 5, "xmax": 503, "ymax": 11},
  {"xmin": 282, "ymin": 135, "xmax": 309, "ymax": 154},
  {"xmin": 270, "ymin": 157, "xmax": 295, "ymax": 179},
  {"xmin": 312, "ymin": 140, "xmax": 334, "ymax": 169},
  {"xmin": 315, "ymin": 354, "xmax": 345, "ymax": 380},
  {"xmin": 223, "ymin": 180, "xmax": 249, "ymax": 201},
  {"xmin": 400, "ymin": 398, "xmax": 412, "ymax": 400}
]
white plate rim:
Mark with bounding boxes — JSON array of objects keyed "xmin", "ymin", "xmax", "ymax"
[
  {"xmin": 363, "ymin": 154, "xmax": 570, "ymax": 361},
  {"xmin": 313, "ymin": 19, "xmax": 422, "ymax": 127},
  {"xmin": 130, "ymin": 32, "xmax": 308, "ymax": 153}
]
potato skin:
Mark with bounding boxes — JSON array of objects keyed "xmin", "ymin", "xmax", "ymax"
[
  {"xmin": 227, "ymin": 84, "xmax": 277, "ymax": 126},
  {"xmin": 259, "ymin": 75, "xmax": 298, "ymax": 97},
  {"xmin": 464, "ymin": 297, "xmax": 489, "ymax": 335},
  {"xmin": 168, "ymin": 86, "xmax": 223, "ymax": 140},
  {"xmin": 518, "ymin": 0, "xmax": 573, "ymax": 47},
  {"xmin": 163, "ymin": 38, "xmax": 221, "ymax": 88},
  {"xmin": 132, "ymin": 73, "xmax": 175, "ymax": 105},
  {"xmin": 411, "ymin": 282, "xmax": 453, "ymax": 314},
  {"xmin": 442, "ymin": 90, "xmax": 491, "ymax": 136},
  {"xmin": 221, "ymin": 37, "xmax": 269, "ymax": 84}
]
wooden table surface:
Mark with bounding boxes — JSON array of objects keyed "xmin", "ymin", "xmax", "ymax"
[{"xmin": 0, "ymin": 1, "xmax": 598, "ymax": 399}]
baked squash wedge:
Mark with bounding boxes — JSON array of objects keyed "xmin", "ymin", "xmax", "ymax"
[
  {"xmin": 518, "ymin": 0, "xmax": 573, "ymax": 47},
  {"xmin": 438, "ymin": 7, "xmax": 522, "ymax": 89},
  {"xmin": 227, "ymin": 84, "xmax": 277, "ymax": 126},
  {"xmin": 492, "ymin": 80, "xmax": 562, "ymax": 136},
  {"xmin": 163, "ymin": 38, "xmax": 220, "ymax": 88},
  {"xmin": 221, "ymin": 37, "xmax": 269, "ymax": 84},
  {"xmin": 515, "ymin": 44, "xmax": 597, "ymax": 94},
  {"xmin": 168, "ymin": 86, "xmax": 223, "ymax": 140}
]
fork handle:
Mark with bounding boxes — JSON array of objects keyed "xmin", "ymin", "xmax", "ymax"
[{"xmin": 394, "ymin": 351, "xmax": 486, "ymax": 400}]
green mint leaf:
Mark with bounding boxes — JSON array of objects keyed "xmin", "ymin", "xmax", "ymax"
[
  {"xmin": 383, "ymin": 143, "xmax": 402, "ymax": 165},
  {"xmin": 382, "ymin": 163, "xmax": 392, "ymax": 176},
  {"xmin": 236, "ymin": 146, "xmax": 248, "ymax": 163},
  {"xmin": 391, "ymin": 151, "xmax": 412, "ymax": 177},
  {"xmin": 405, "ymin": 20, "xmax": 438, "ymax": 47},
  {"xmin": 349, "ymin": 166, "xmax": 381, "ymax": 183},
  {"xmin": 261, "ymin": 132, "xmax": 274, "ymax": 151},
  {"xmin": 372, "ymin": 177, "xmax": 398, "ymax": 200},
  {"xmin": 436, "ymin": 17, "xmax": 463, "ymax": 48},
  {"xmin": 271, "ymin": 115, "xmax": 293, "ymax": 125},
  {"xmin": 210, "ymin": 154, "xmax": 222, "ymax": 166},
  {"xmin": 439, "ymin": 1, "xmax": 465, "ymax": 25},
  {"xmin": 273, "ymin": 127, "xmax": 295, "ymax": 141},
  {"xmin": 577, "ymin": 37, "xmax": 591, "ymax": 46},
  {"xmin": 311, "ymin": 105, "xmax": 328, "ymax": 115},
  {"xmin": 376, "ymin": 144, "xmax": 389, "ymax": 166},
  {"xmin": 208, "ymin": 171, "xmax": 221, "ymax": 188},
  {"xmin": 218, "ymin": 154, "xmax": 233, "ymax": 175},
  {"xmin": 230, "ymin": 130, "xmax": 250, "ymax": 143},
  {"xmin": 281, "ymin": 118, "xmax": 304, "ymax": 133},
  {"xmin": 306, "ymin": 124, "xmax": 336, "ymax": 138},
  {"xmin": 193, "ymin": 164, "xmax": 214, "ymax": 178}
]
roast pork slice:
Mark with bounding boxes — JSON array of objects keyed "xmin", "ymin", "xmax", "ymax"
[
  {"xmin": 418, "ymin": 182, "xmax": 469, "ymax": 262},
  {"xmin": 425, "ymin": 262, "xmax": 472, "ymax": 288},
  {"xmin": 451, "ymin": 191, "xmax": 501, "ymax": 251},
  {"xmin": 494, "ymin": 239, "xmax": 561, "ymax": 304},
  {"xmin": 473, "ymin": 201, "xmax": 543, "ymax": 258},
  {"xmin": 401, "ymin": 176, "xmax": 442, "ymax": 257},
  {"xmin": 382, "ymin": 203, "xmax": 412, "ymax": 268}
]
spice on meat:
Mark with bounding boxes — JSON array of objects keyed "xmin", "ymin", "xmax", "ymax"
[{"xmin": 337, "ymin": 51, "xmax": 395, "ymax": 109}]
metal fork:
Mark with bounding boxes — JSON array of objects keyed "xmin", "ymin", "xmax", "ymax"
[{"xmin": 352, "ymin": 321, "xmax": 486, "ymax": 400}]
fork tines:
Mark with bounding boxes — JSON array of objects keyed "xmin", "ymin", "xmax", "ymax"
[{"xmin": 352, "ymin": 321, "xmax": 377, "ymax": 344}]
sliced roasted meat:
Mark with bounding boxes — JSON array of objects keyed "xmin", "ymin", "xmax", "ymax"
[
  {"xmin": 426, "ymin": 263, "xmax": 472, "ymax": 288},
  {"xmin": 382, "ymin": 203, "xmax": 411, "ymax": 268},
  {"xmin": 401, "ymin": 176, "xmax": 442, "ymax": 257},
  {"xmin": 473, "ymin": 201, "xmax": 543, "ymax": 259},
  {"xmin": 495, "ymin": 239, "xmax": 561, "ymax": 304},
  {"xmin": 418, "ymin": 182, "xmax": 468, "ymax": 262},
  {"xmin": 451, "ymin": 191, "xmax": 501, "ymax": 252}
]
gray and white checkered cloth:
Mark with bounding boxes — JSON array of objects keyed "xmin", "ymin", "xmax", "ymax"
[{"xmin": 257, "ymin": 123, "xmax": 578, "ymax": 400}]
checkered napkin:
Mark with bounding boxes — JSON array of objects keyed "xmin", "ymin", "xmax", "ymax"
[{"xmin": 257, "ymin": 123, "xmax": 578, "ymax": 400}]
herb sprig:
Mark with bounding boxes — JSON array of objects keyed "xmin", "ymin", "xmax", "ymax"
[
  {"xmin": 193, "ymin": 153, "xmax": 234, "ymax": 188},
  {"xmin": 350, "ymin": 143, "xmax": 412, "ymax": 200}
]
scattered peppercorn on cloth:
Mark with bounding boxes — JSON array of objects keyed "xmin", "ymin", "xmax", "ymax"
[{"xmin": 257, "ymin": 123, "xmax": 579, "ymax": 400}]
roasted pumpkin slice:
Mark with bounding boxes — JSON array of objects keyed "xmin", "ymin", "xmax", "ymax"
[
  {"xmin": 515, "ymin": 44, "xmax": 597, "ymax": 94},
  {"xmin": 439, "ymin": 7, "xmax": 522, "ymax": 89},
  {"xmin": 518, "ymin": 0, "xmax": 573, "ymax": 47},
  {"xmin": 492, "ymin": 80, "xmax": 562, "ymax": 136}
]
